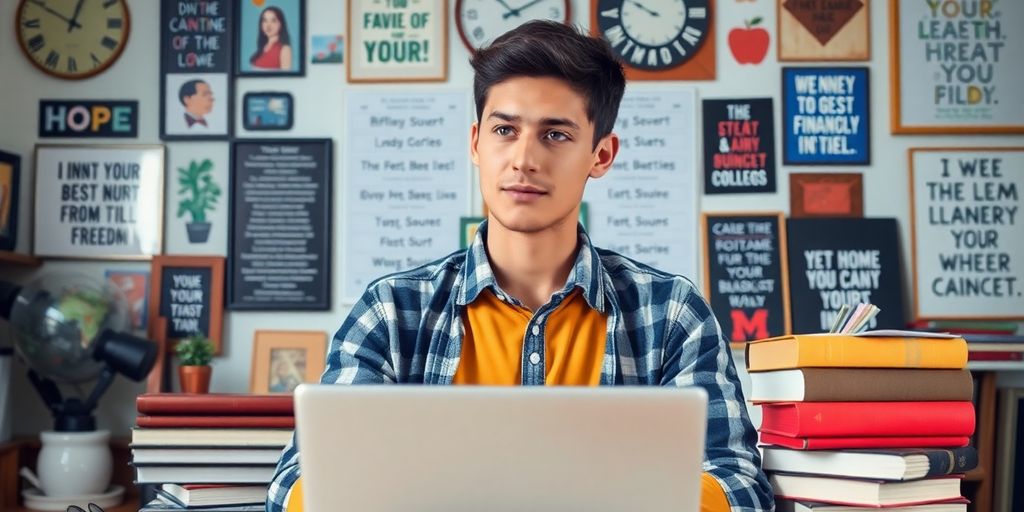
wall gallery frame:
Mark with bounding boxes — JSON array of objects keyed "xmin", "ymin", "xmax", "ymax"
[
  {"xmin": 347, "ymin": 0, "xmax": 447, "ymax": 83},
  {"xmin": 33, "ymin": 144, "xmax": 164, "ymax": 260},
  {"xmin": 777, "ymin": 0, "xmax": 869, "ymax": 61},
  {"xmin": 782, "ymin": 67, "xmax": 870, "ymax": 165},
  {"xmin": 148, "ymin": 255, "xmax": 225, "ymax": 354},
  {"xmin": 250, "ymin": 330, "xmax": 326, "ymax": 394},
  {"xmin": 236, "ymin": 0, "xmax": 306, "ymax": 76},
  {"xmin": 789, "ymin": 173, "xmax": 863, "ymax": 218},
  {"xmin": 889, "ymin": 0, "xmax": 1024, "ymax": 134},
  {"xmin": 243, "ymin": 92, "xmax": 294, "ymax": 131},
  {"xmin": 0, "ymin": 150, "xmax": 20, "ymax": 251}
]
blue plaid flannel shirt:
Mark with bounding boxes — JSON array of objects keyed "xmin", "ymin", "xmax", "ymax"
[{"xmin": 268, "ymin": 221, "xmax": 774, "ymax": 511}]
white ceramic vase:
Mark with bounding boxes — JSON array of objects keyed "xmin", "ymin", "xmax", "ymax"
[{"xmin": 37, "ymin": 430, "xmax": 112, "ymax": 497}]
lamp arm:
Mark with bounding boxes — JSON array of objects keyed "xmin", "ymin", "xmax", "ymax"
[
  {"xmin": 83, "ymin": 367, "xmax": 117, "ymax": 412},
  {"xmin": 27, "ymin": 369, "xmax": 64, "ymax": 411}
]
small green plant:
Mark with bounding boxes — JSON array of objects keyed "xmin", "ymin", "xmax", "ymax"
[
  {"xmin": 177, "ymin": 159, "xmax": 221, "ymax": 223},
  {"xmin": 176, "ymin": 335, "xmax": 214, "ymax": 366}
]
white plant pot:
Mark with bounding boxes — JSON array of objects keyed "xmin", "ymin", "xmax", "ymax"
[{"xmin": 37, "ymin": 430, "xmax": 112, "ymax": 497}]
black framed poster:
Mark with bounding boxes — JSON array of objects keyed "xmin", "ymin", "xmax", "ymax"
[
  {"xmin": 702, "ymin": 98, "xmax": 776, "ymax": 194},
  {"xmin": 229, "ymin": 139, "xmax": 332, "ymax": 310},
  {"xmin": 782, "ymin": 67, "xmax": 870, "ymax": 165}
]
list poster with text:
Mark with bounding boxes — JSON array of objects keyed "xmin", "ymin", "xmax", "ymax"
[{"xmin": 344, "ymin": 91, "xmax": 470, "ymax": 302}]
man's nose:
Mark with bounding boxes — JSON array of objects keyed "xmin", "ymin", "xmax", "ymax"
[{"xmin": 511, "ymin": 134, "xmax": 540, "ymax": 173}]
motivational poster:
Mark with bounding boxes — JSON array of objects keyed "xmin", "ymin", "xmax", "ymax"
[
  {"xmin": 783, "ymin": 67, "xmax": 869, "ymax": 165},
  {"xmin": 584, "ymin": 89, "xmax": 699, "ymax": 280},
  {"xmin": 910, "ymin": 148, "xmax": 1024, "ymax": 319},
  {"xmin": 343, "ymin": 91, "xmax": 470, "ymax": 302},
  {"xmin": 787, "ymin": 218, "xmax": 906, "ymax": 333},
  {"xmin": 702, "ymin": 98, "xmax": 776, "ymax": 194},
  {"xmin": 230, "ymin": 139, "xmax": 332, "ymax": 310},
  {"xmin": 893, "ymin": 0, "xmax": 1024, "ymax": 133},
  {"xmin": 703, "ymin": 213, "xmax": 790, "ymax": 342},
  {"xmin": 149, "ymin": 255, "xmax": 225, "ymax": 354},
  {"xmin": 39, "ymin": 100, "xmax": 138, "ymax": 138},
  {"xmin": 348, "ymin": 0, "xmax": 447, "ymax": 82},
  {"xmin": 33, "ymin": 145, "xmax": 164, "ymax": 259}
]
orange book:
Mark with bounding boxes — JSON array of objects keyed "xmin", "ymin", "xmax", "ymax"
[{"xmin": 746, "ymin": 334, "xmax": 967, "ymax": 372}]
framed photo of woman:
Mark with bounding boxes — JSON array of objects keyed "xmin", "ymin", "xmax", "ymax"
[
  {"xmin": 249, "ymin": 330, "xmax": 326, "ymax": 394},
  {"xmin": 236, "ymin": 0, "xmax": 305, "ymax": 77}
]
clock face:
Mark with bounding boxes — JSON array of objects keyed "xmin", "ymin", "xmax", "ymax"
[
  {"xmin": 456, "ymin": 0, "xmax": 571, "ymax": 52},
  {"xmin": 596, "ymin": 0, "xmax": 709, "ymax": 71},
  {"xmin": 16, "ymin": 0, "xmax": 130, "ymax": 80}
]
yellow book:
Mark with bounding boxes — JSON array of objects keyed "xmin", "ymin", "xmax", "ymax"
[{"xmin": 746, "ymin": 334, "xmax": 968, "ymax": 372}]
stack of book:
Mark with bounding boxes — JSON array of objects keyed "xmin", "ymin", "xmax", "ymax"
[
  {"xmin": 747, "ymin": 331, "xmax": 979, "ymax": 510},
  {"xmin": 131, "ymin": 393, "xmax": 294, "ymax": 511},
  {"xmin": 910, "ymin": 320, "xmax": 1023, "ymax": 362}
]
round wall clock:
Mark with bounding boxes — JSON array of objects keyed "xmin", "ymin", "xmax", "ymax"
[
  {"xmin": 595, "ymin": 0, "xmax": 709, "ymax": 71},
  {"xmin": 456, "ymin": 0, "xmax": 571, "ymax": 53},
  {"xmin": 16, "ymin": 0, "xmax": 131, "ymax": 80}
]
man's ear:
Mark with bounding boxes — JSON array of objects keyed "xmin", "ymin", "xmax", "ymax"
[
  {"xmin": 589, "ymin": 133, "xmax": 619, "ymax": 179},
  {"xmin": 470, "ymin": 122, "xmax": 480, "ymax": 167}
]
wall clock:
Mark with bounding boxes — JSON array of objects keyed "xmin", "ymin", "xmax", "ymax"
[
  {"xmin": 16, "ymin": 0, "xmax": 130, "ymax": 80},
  {"xmin": 456, "ymin": 0, "xmax": 571, "ymax": 53},
  {"xmin": 592, "ymin": 0, "xmax": 715, "ymax": 80}
]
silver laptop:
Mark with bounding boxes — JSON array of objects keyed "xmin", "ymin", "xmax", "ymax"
[{"xmin": 295, "ymin": 385, "xmax": 708, "ymax": 512}]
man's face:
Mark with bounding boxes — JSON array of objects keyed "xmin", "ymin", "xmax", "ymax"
[
  {"xmin": 184, "ymin": 83, "xmax": 214, "ymax": 117},
  {"xmin": 472, "ymin": 77, "xmax": 617, "ymax": 234}
]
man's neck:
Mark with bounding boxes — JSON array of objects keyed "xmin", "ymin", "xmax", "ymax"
[{"xmin": 485, "ymin": 214, "xmax": 579, "ymax": 312}]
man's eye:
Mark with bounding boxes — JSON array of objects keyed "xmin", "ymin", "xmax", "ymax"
[
  {"xmin": 494, "ymin": 126, "xmax": 514, "ymax": 137},
  {"xmin": 546, "ymin": 131, "xmax": 569, "ymax": 142}
]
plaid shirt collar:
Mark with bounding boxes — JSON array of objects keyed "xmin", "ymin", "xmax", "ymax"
[{"xmin": 455, "ymin": 220, "xmax": 608, "ymax": 313}]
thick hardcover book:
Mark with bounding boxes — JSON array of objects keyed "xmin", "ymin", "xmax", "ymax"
[
  {"xmin": 762, "ymin": 446, "xmax": 978, "ymax": 480},
  {"xmin": 131, "ymin": 428, "xmax": 293, "ymax": 447},
  {"xmin": 759, "ymin": 432, "xmax": 970, "ymax": 450},
  {"xmin": 746, "ymin": 335, "xmax": 967, "ymax": 372},
  {"xmin": 132, "ymin": 447, "xmax": 284, "ymax": 465},
  {"xmin": 748, "ymin": 368, "xmax": 973, "ymax": 402},
  {"xmin": 133, "ymin": 464, "xmax": 277, "ymax": 484},
  {"xmin": 137, "ymin": 415, "xmax": 295, "ymax": 428},
  {"xmin": 777, "ymin": 498, "xmax": 968, "ymax": 512},
  {"xmin": 759, "ymin": 402, "xmax": 975, "ymax": 438},
  {"xmin": 136, "ymin": 393, "xmax": 293, "ymax": 416},
  {"xmin": 769, "ymin": 473, "xmax": 962, "ymax": 507},
  {"xmin": 157, "ymin": 484, "xmax": 268, "ymax": 507}
]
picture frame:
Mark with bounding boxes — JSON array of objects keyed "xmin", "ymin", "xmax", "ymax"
[
  {"xmin": 789, "ymin": 173, "xmax": 863, "ymax": 218},
  {"xmin": 0, "ymin": 150, "xmax": 20, "ymax": 251},
  {"xmin": 250, "ymin": 330, "xmax": 327, "ymax": 394},
  {"xmin": 105, "ymin": 269, "xmax": 150, "ymax": 332},
  {"xmin": 889, "ymin": 0, "xmax": 1024, "ymax": 134},
  {"xmin": 777, "ymin": 0, "xmax": 869, "ymax": 61},
  {"xmin": 243, "ymin": 92, "xmax": 294, "ymax": 131},
  {"xmin": 994, "ymin": 387, "xmax": 1024, "ymax": 512},
  {"xmin": 33, "ymin": 144, "xmax": 164, "ymax": 260},
  {"xmin": 347, "ymin": 0, "xmax": 447, "ymax": 83},
  {"xmin": 460, "ymin": 216, "xmax": 485, "ymax": 249},
  {"xmin": 908, "ymin": 147, "xmax": 1024, "ymax": 321},
  {"xmin": 702, "ymin": 98, "xmax": 776, "ymax": 194},
  {"xmin": 148, "ymin": 255, "xmax": 226, "ymax": 354},
  {"xmin": 236, "ymin": 0, "xmax": 306, "ymax": 77},
  {"xmin": 782, "ymin": 67, "xmax": 870, "ymax": 165}
]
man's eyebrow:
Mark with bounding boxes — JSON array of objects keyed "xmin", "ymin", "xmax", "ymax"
[{"xmin": 486, "ymin": 111, "xmax": 580, "ymax": 131}]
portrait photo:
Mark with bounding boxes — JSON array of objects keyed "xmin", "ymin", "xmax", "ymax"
[
  {"xmin": 105, "ymin": 270, "xmax": 150, "ymax": 331},
  {"xmin": 250, "ymin": 330, "xmax": 326, "ymax": 394},
  {"xmin": 163, "ymin": 73, "xmax": 230, "ymax": 137},
  {"xmin": 237, "ymin": 0, "xmax": 305, "ymax": 76},
  {"xmin": 268, "ymin": 348, "xmax": 305, "ymax": 393}
]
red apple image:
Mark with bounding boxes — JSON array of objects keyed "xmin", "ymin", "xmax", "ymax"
[{"xmin": 729, "ymin": 17, "xmax": 770, "ymax": 65}]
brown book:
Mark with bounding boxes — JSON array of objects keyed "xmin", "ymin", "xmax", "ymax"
[
  {"xmin": 137, "ymin": 393, "xmax": 293, "ymax": 416},
  {"xmin": 137, "ymin": 415, "xmax": 295, "ymax": 428},
  {"xmin": 749, "ymin": 368, "xmax": 973, "ymax": 402}
]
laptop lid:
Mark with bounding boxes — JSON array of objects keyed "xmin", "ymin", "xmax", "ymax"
[{"xmin": 295, "ymin": 385, "xmax": 708, "ymax": 512}]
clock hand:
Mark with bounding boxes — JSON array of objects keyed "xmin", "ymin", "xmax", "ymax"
[
  {"xmin": 28, "ymin": 0, "xmax": 82, "ymax": 29},
  {"xmin": 502, "ymin": 0, "xmax": 545, "ymax": 19},
  {"xmin": 67, "ymin": 0, "xmax": 86, "ymax": 32},
  {"xmin": 494, "ymin": 0, "xmax": 520, "ymax": 17},
  {"xmin": 626, "ymin": 0, "xmax": 660, "ymax": 17}
]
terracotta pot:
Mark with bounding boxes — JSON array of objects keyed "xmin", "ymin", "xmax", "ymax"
[{"xmin": 179, "ymin": 365, "xmax": 212, "ymax": 394}]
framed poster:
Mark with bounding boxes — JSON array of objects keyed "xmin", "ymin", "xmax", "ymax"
[
  {"xmin": 33, "ymin": 144, "xmax": 164, "ymax": 260},
  {"xmin": 229, "ymin": 139, "xmax": 332, "ymax": 310},
  {"xmin": 165, "ymin": 144, "xmax": 229, "ymax": 256},
  {"xmin": 789, "ymin": 173, "xmax": 863, "ymax": 218},
  {"xmin": 702, "ymin": 98, "xmax": 776, "ymax": 194},
  {"xmin": 786, "ymin": 218, "xmax": 906, "ymax": 334},
  {"xmin": 890, "ymin": 0, "xmax": 1024, "ymax": 134},
  {"xmin": 347, "ymin": 0, "xmax": 447, "ymax": 83},
  {"xmin": 39, "ymin": 100, "xmax": 139, "ymax": 138},
  {"xmin": 777, "ymin": 0, "xmax": 869, "ymax": 61},
  {"xmin": 250, "ymin": 330, "xmax": 326, "ymax": 394},
  {"xmin": 702, "ymin": 212, "xmax": 790, "ymax": 343},
  {"xmin": 909, "ymin": 148, "xmax": 1024, "ymax": 320},
  {"xmin": 236, "ymin": 0, "xmax": 305, "ymax": 76},
  {"xmin": 149, "ymin": 256, "xmax": 225, "ymax": 356},
  {"xmin": 243, "ymin": 92, "xmax": 293, "ymax": 131},
  {"xmin": 0, "ymin": 151, "xmax": 20, "ymax": 251},
  {"xmin": 160, "ymin": 0, "xmax": 233, "ymax": 140},
  {"xmin": 782, "ymin": 67, "xmax": 870, "ymax": 165}
]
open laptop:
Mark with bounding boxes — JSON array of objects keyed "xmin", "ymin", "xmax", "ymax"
[{"xmin": 295, "ymin": 385, "xmax": 708, "ymax": 512}]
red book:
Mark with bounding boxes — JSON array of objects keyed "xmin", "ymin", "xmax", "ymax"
[
  {"xmin": 137, "ymin": 415, "xmax": 295, "ymax": 428},
  {"xmin": 968, "ymin": 351, "xmax": 1023, "ymax": 361},
  {"xmin": 137, "ymin": 393, "xmax": 293, "ymax": 416},
  {"xmin": 759, "ymin": 402, "xmax": 975, "ymax": 438},
  {"xmin": 759, "ymin": 432, "xmax": 970, "ymax": 450}
]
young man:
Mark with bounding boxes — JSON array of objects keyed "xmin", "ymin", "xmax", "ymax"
[{"xmin": 268, "ymin": 21, "xmax": 773, "ymax": 512}]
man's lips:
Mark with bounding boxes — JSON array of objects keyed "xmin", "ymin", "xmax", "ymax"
[{"xmin": 502, "ymin": 185, "xmax": 547, "ymax": 202}]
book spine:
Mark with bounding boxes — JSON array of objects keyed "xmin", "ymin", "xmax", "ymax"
[
  {"xmin": 924, "ymin": 447, "xmax": 979, "ymax": 477},
  {"xmin": 800, "ymin": 369, "xmax": 973, "ymax": 402},
  {"xmin": 761, "ymin": 401, "xmax": 975, "ymax": 437},
  {"xmin": 802, "ymin": 337, "xmax": 968, "ymax": 370}
]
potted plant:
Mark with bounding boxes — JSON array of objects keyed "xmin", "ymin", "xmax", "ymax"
[
  {"xmin": 176, "ymin": 335, "xmax": 214, "ymax": 394},
  {"xmin": 177, "ymin": 159, "xmax": 221, "ymax": 244}
]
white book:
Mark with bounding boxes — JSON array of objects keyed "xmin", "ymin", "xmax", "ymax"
[
  {"xmin": 770, "ymin": 474, "xmax": 962, "ymax": 507},
  {"xmin": 133, "ymin": 447, "xmax": 283, "ymax": 465},
  {"xmin": 134, "ymin": 464, "xmax": 276, "ymax": 484}
]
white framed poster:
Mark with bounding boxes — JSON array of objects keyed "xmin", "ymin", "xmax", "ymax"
[
  {"xmin": 34, "ymin": 144, "xmax": 164, "ymax": 260},
  {"xmin": 347, "ymin": 0, "xmax": 447, "ymax": 83},
  {"xmin": 890, "ymin": 0, "xmax": 1024, "ymax": 134},
  {"xmin": 910, "ymin": 147, "xmax": 1024, "ymax": 320},
  {"xmin": 164, "ymin": 142, "xmax": 228, "ymax": 256}
]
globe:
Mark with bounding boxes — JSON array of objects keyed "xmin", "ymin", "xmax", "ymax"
[{"xmin": 9, "ymin": 273, "xmax": 130, "ymax": 384}]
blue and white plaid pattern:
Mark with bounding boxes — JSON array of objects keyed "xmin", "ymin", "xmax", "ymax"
[{"xmin": 267, "ymin": 221, "xmax": 774, "ymax": 511}]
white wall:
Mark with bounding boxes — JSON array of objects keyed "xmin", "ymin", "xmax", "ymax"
[{"xmin": 1, "ymin": 0, "xmax": 1022, "ymax": 436}]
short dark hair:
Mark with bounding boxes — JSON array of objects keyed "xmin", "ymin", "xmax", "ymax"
[
  {"xmin": 178, "ymin": 79, "xmax": 207, "ymax": 105},
  {"xmin": 470, "ymin": 21, "xmax": 625, "ymax": 149}
]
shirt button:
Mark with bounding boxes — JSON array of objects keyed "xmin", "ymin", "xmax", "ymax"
[
  {"xmin": 531, "ymin": 325, "xmax": 540, "ymax": 336},
  {"xmin": 496, "ymin": 293, "xmax": 506, "ymax": 301},
  {"xmin": 529, "ymin": 352, "xmax": 541, "ymax": 365}
]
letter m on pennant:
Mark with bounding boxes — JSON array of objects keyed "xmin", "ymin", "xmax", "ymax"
[{"xmin": 730, "ymin": 309, "xmax": 769, "ymax": 342}]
